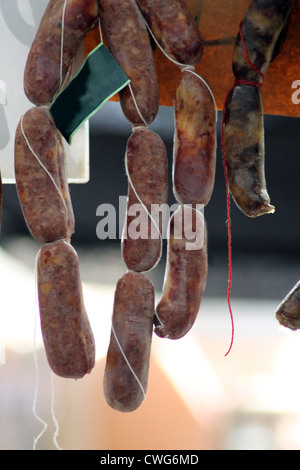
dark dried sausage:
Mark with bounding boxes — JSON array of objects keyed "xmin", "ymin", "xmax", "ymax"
[
  {"xmin": 223, "ymin": 0, "xmax": 296, "ymax": 217},
  {"xmin": 276, "ymin": 281, "xmax": 300, "ymax": 331},
  {"xmin": 223, "ymin": 84, "xmax": 274, "ymax": 217}
]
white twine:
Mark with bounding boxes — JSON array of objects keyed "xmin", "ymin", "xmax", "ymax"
[
  {"xmin": 20, "ymin": 114, "xmax": 67, "ymax": 213},
  {"xmin": 98, "ymin": 15, "xmax": 104, "ymax": 44},
  {"xmin": 181, "ymin": 67, "xmax": 218, "ymax": 122},
  {"xmin": 154, "ymin": 309, "xmax": 164, "ymax": 329},
  {"xmin": 32, "ymin": 250, "xmax": 62, "ymax": 450},
  {"xmin": 32, "ymin": 250, "xmax": 48, "ymax": 450},
  {"xmin": 59, "ymin": 0, "xmax": 68, "ymax": 91},
  {"xmin": 128, "ymin": 82, "xmax": 148, "ymax": 128},
  {"xmin": 32, "ymin": 329, "xmax": 48, "ymax": 449},
  {"xmin": 111, "ymin": 322, "xmax": 146, "ymax": 401}
]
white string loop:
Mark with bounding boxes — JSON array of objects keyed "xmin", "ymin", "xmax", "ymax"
[{"xmin": 32, "ymin": 250, "xmax": 63, "ymax": 450}]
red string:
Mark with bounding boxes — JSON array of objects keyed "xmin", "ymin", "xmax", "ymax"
[
  {"xmin": 234, "ymin": 79, "xmax": 262, "ymax": 87},
  {"xmin": 221, "ymin": 19, "xmax": 265, "ymax": 357},
  {"xmin": 237, "ymin": 20, "xmax": 265, "ymax": 82},
  {"xmin": 221, "ymin": 86, "xmax": 234, "ymax": 357}
]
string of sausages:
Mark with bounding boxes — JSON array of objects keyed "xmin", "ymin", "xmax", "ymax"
[
  {"xmin": 15, "ymin": 0, "xmax": 99, "ymax": 383},
  {"xmin": 14, "ymin": 0, "xmax": 215, "ymax": 415},
  {"xmin": 222, "ymin": 0, "xmax": 299, "ymax": 337},
  {"xmin": 13, "ymin": 0, "xmax": 300, "ymax": 421},
  {"xmin": 100, "ymin": 0, "xmax": 216, "ymax": 412}
]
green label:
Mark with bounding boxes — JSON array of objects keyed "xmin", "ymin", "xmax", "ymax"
[{"xmin": 50, "ymin": 43, "xmax": 130, "ymax": 143}]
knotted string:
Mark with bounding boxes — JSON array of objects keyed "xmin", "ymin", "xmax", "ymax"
[
  {"xmin": 221, "ymin": 19, "xmax": 265, "ymax": 356},
  {"xmin": 32, "ymin": 250, "xmax": 62, "ymax": 450}
]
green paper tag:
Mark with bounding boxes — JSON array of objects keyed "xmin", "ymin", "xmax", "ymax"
[{"xmin": 50, "ymin": 42, "xmax": 130, "ymax": 144}]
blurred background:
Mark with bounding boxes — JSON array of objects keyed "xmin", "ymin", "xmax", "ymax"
[{"xmin": 0, "ymin": 101, "xmax": 299, "ymax": 450}]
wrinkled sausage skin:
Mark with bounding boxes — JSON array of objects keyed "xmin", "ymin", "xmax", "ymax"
[
  {"xmin": 122, "ymin": 127, "xmax": 168, "ymax": 272},
  {"xmin": 223, "ymin": 0, "xmax": 296, "ymax": 217},
  {"xmin": 173, "ymin": 70, "xmax": 216, "ymax": 206},
  {"xmin": 99, "ymin": 0, "xmax": 159, "ymax": 125},
  {"xmin": 135, "ymin": 0, "xmax": 203, "ymax": 66},
  {"xmin": 154, "ymin": 206, "xmax": 208, "ymax": 340},
  {"xmin": 232, "ymin": 0, "xmax": 297, "ymax": 83},
  {"xmin": 223, "ymin": 84, "xmax": 274, "ymax": 217},
  {"xmin": 37, "ymin": 240, "xmax": 95, "ymax": 379},
  {"xmin": 276, "ymin": 281, "xmax": 300, "ymax": 331},
  {"xmin": 24, "ymin": 0, "xmax": 99, "ymax": 105},
  {"xmin": 103, "ymin": 271, "xmax": 155, "ymax": 412},
  {"xmin": 14, "ymin": 106, "xmax": 75, "ymax": 243}
]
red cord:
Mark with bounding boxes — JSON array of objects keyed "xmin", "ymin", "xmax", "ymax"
[
  {"xmin": 237, "ymin": 20, "xmax": 265, "ymax": 82},
  {"xmin": 221, "ymin": 19, "xmax": 264, "ymax": 357},
  {"xmin": 221, "ymin": 87, "xmax": 234, "ymax": 357}
]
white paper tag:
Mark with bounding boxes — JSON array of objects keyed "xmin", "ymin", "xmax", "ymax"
[{"xmin": 0, "ymin": 0, "xmax": 89, "ymax": 183}]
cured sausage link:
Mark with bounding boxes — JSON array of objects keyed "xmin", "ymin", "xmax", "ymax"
[
  {"xmin": 135, "ymin": 0, "xmax": 203, "ymax": 66},
  {"xmin": 173, "ymin": 70, "xmax": 216, "ymax": 206},
  {"xmin": 276, "ymin": 281, "xmax": 300, "ymax": 331},
  {"xmin": 99, "ymin": 0, "xmax": 159, "ymax": 125},
  {"xmin": 154, "ymin": 206, "xmax": 208, "ymax": 340},
  {"xmin": 223, "ymin": 0, "xmax": 296, "ymax": 218},
  {"xmin": 223, "ymin": 84, "xmax": 274, "ymax": 217},
  {"xmin": 24, "ymin": 0, "xmax": 99, "ymax": 105},
  {"xmin": 103, "ymin": 271, "xmax": 155, "ymax": 412},
  {"xmin": 121, "ymin": 127, "xmax": 168, "ymax": 272},
  {"xmin": 14, "ymin": 106, "xmax": 75, "ymax": 243},
  {"xmin": 232, "ymin": 0, "xmax": 297, "ymax": 83},
  {"xmin": 37, "ymin": 240, "xmax": 95, "ymax": 379}
]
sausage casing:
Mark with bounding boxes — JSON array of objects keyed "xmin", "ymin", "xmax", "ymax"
[
  {"xmin": 232, "ymin": 0, "xmax": 296, "ymax": 83},
  {"xmin": 223, "ymin": 0, "xmax": 296, "ymax": 217},
  {"xmin": 122, "ymin": 127, "xmax": 168, "ymax": 272},
  {"xmin": 14, "ymin": 106, "xmax": 75, "ymax": 243},
  {"xmin": 37, "ymin": 240, "xmax": 95, "ymax": 379},
  {"xmin": 154, "ymin": 206, "xmax": 207, "ymax": 340},
  {"xmin": 173, "ymin": 70, "xmax": 216, "ymax": 206},
  {"xmin": 276, "ymin": 280, "xmax": 300, "ymax": 331},
  {"xmin": 24, "ymin": 0, "xmax": 99, "ymax": 105},
  {"xmin": 223, "ymin": 84, "xmax": 274, "ymax": 217},
  {"xmin": 99, "ymin": 0, "xmax": 159, "ymax": 125},
  {"xmin": 103, "ymin": 271, "xmax": 155, "ymax": 412},
  {"xmin": 135, "ymin": 0, "xmax": 203, "ymax": 66}
]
